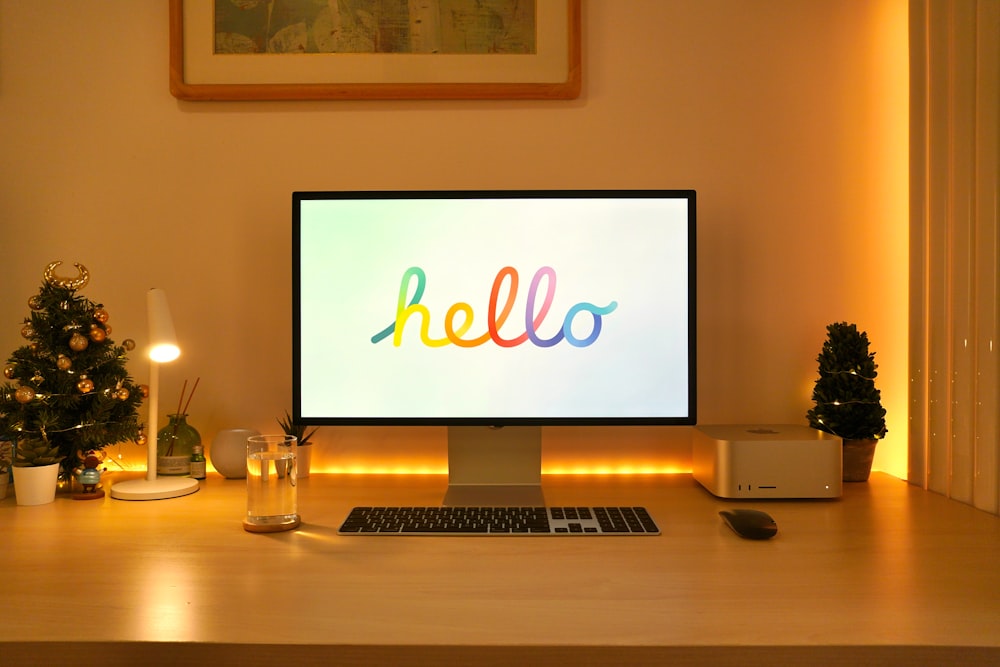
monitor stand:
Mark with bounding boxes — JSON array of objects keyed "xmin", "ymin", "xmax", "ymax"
[{"xmin": 442, "ymin": 426, "xmax": 545, "ymax": 506}]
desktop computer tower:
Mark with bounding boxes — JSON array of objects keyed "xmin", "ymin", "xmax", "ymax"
[{"xmin": 692, "ymin": 424, "xmax": 843, "ymax": 499}]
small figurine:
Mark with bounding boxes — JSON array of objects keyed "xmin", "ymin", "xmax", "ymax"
[{"xmin": 73, "ymin": 449, "xmax": 106, "ymax": 500}]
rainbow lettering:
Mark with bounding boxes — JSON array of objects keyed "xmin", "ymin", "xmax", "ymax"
[{"xmin": 371, "ymin": 266, "xmax": 618, "ymax": 348}]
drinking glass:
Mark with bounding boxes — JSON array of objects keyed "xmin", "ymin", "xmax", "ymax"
[{"xmin": 244, "ymin": 434, "xmax": 300, "ymax": 532}]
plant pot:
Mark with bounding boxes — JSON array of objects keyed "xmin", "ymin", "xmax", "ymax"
[
  {"xmin": 12, "ymin": 463, "xmax": 60, "ymax": 505},
  {"xmin": 843, "ymin": 438, "xmax": 877, "ymax": 482},
  {"xmin": 297, "ymin": 445, "xmax": 311, "ymax": 478}
]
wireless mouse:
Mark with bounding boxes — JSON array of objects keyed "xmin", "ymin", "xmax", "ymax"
[{"xmin": 719, "ymin": 509, "xmax": 778, "ymax": 540}]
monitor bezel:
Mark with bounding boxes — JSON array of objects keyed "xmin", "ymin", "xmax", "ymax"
[{"xmin": 292, "ymin": 189, "xmax": 696, "ymax": 427}]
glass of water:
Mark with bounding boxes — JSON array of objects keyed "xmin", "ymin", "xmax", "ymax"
[{"xmin": 244, "ymin": 434, "xmax": 300, "ymax": 532}]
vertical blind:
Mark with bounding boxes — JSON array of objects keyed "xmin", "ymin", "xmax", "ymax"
[{"xmin": 909, "ymin": 0, "xmax": 1000, "ymax": 514}]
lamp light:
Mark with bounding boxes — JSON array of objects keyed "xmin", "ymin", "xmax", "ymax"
[
  {"xmin": 147, "ymin": 287, "xmax": 180, "ymax": 363},
  {"xmin": 111, "ymin": 288, "xmax": 199, "ymax": 500}
]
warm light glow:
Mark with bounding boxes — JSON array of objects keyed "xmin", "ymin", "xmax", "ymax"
[
  {"xmin": 314, "ymin": 464, "xmax": 690, "ymax": 476},
  {"xmin": 866, "ymin": 0, "xmax": 909, "ymax": 479},
  {"xmin": 114, "ymin": 449, "xmax": 695, "ymax": 477},
  {"xmin": 149, "ymin": 343, "xmax": 180, "ymax": 363},
  {"xmin": 544, "ymin": 464, "xmax": 690, "ymax": 475},
  {"xmin": 147, "ymin": 288, "xmax": 180, "ymax": 363},
  {"xmin": 136, "ymin": 564, "xmax": 198, "ymax": 641},
  {"xmin": 323, "ymin": 465, "xmax": 448, "ymax": 475}
]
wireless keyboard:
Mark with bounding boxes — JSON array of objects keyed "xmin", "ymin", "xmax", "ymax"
[{"xmin": 337, "ymin": 506, "xmax": 660, "ymax": 535}]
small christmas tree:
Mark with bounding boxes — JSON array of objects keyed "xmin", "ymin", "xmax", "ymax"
[
  {"xmin": 0, "ymin": 261, "xmax": 146, "ymax": 474},
  {"xmin": 806, "ymin": 322, "xmax": 887, "ymax": 441}
]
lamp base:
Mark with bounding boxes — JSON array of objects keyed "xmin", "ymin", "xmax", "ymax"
[{"xmin": 110, "ymin": 476, "xmax": 200, "ymax": 501}]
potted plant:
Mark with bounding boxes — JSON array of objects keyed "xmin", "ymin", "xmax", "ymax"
[
  {"xmin": 10, "ymin": 436, "xmax": 64, "ymax": 505},
  {"xmin": 0, "ymin": 439, "xmax": 11, "ymax": 500},
  {"xmin": 0, "ymin": 262, "xmax": 146, "ymax": 487},
  {"xmin": 806, "ymin": 322, "xmax": 887, "ymax": 481},
  {"xmin": 277, "ymin": 411, "xmax": 319, "ymax": 478}
]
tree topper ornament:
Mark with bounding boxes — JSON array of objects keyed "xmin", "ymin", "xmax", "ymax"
[{"xmin": 43, "ymin": 261, "xmax": 90, "ymax": 290}]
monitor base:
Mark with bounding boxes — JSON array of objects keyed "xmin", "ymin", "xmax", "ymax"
[
  {"xmin": 445, "ymin": 425, "xmax": 543, "ymax": 506},
  {"xmin": 443, "ymin": 483, "xmax": 545, "ymax": 507}
]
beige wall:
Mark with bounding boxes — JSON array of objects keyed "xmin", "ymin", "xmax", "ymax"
[{"xmin": 0, "ymin": 1, "xmax": 909, "ymax": 477}]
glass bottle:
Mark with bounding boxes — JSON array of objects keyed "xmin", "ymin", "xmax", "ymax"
[
  {"xmin": 190, "ymin": 443, "xmax": 206, "ymax": 480},
  {"xmin": 157, "ymin": 413, "xmax": 200, "ymax": 476}
]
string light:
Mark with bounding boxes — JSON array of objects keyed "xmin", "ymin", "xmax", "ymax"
[
  {"xmin": 12, "ymin": 419, "xmax": 126, "ymax": 437},
  {"xmin": 818, "ymin": 399, "xmax": 881, "ymax": 407},
  {"xmin": 817, "ymin": 369, "xmax": 878, "ymax": 381}
]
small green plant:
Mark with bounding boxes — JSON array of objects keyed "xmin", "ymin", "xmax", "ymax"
[
  {"xmin": 277, "ymin": 411, "xmax": 319, "ymax": 447},
  {"xmin": 0, "ymin": 439, "xmax": 12, "ymax": 473},
  {"xmin": 806, "ymin": 322, "xmax": 887, "ymax": 441},
  {"xmin": 13, "ymin": 436, "xmax": 64, "ymax": 467}
]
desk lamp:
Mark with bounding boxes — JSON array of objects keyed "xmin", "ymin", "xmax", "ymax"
[{"xmin": 110, "ymin": 288, "xmax": 199, "ymax": 500}]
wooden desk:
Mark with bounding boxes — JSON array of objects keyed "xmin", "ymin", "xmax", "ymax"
[{"xmin": 1, "ymin": 472, "xmax": 998, "ymax": 666}]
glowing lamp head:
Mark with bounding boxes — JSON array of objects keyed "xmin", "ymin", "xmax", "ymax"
[
  {"xmin": 147, "ymin": 288, "xmax": 180, "ymax": 364},
  {"xmin": 149, "ymin": 342, "xmax": 180, "ymax": 363}
]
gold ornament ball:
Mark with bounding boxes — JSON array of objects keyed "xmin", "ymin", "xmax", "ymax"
[
  {"xmin": 77, "ymin": 377, "xmax": 94, "ymax": 394},
  {"xmin": 69, "ymin": 332, "xmax": 89, "ymax": 351},
  {"xmin": 28, "ymin": 295, "xmax": 43, "ymax": 311},
  {"xmin": 14, "ymin": 386, "xmax": 36, "ymax": 403},
  {"xmin": 136, "ymin": 431, "xmax": 147, "ymax": 446},
  {"xmin": 20, "ymin": 324, "xmax": 35, "ymax": 339},
  {"xmin": 94, "ymin": 308, "xmax": 109, "ymax": 323},
  {"xmin": 138, "ymin": 384, "xmax": 149, "ymax": 398},
  {"xmin": 3, "ymin": 363, "xmax": 15, "ymax": 379},
  {"xmin": 114, "ymin": 387, "xmax": 130, "ymax": 400},
  {"xmin": 88, "ymin": 324, "xmax": 106, "ymax": 343},
  {"xmin": 57, "ymin": 354, "xmax": 72, "ymax": 371},
  {"xmin": 123, "ymin": 339, "xmax": 136, "ymax": 352}
]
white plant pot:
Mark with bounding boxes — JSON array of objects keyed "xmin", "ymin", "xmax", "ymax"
[
  {"xmin": 210, "ymin": 428, "xmax": 260, "ymax": 479},
  {"xmin": 12, "ymin": 463, "xmax": 60, "ymax": 506}
]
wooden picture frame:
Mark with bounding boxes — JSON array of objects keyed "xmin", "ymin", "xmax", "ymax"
[{"xmin": 169, "ymin": 0, "xmax": 581, "ymax": 101}]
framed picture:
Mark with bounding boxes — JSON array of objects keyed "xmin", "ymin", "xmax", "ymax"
[{"xmin": 169, "ymin": 0, "xmax": 581, "ymax": 101}]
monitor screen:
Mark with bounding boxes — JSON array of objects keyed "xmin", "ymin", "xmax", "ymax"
[{"xmin": 293, "ymin": 190, "xmax": 695, "ymax": 427}]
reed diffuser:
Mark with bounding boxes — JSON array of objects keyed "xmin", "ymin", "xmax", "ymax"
[{"xmin": 156, "ymin": 377, "xmax": 201, "ymax": 476}]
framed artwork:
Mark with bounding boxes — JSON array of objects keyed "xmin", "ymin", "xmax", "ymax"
[{"xmin": 169, "ymin": 0, "xmax": 581, "ymax": 101}]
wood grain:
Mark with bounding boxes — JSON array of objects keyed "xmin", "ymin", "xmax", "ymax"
[{"xmin": 1, "ymin": 472, "xmax": 998, "ymax": 665}]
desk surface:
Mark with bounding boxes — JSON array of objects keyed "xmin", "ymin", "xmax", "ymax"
[{"xmin": 1, "ymin": 472, "xmax": 999, "ymax": 666}]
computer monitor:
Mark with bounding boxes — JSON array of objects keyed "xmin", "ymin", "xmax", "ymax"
[{"xmin": 293, "ymin": 190, "xmax": 696, "ymax": 505}]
